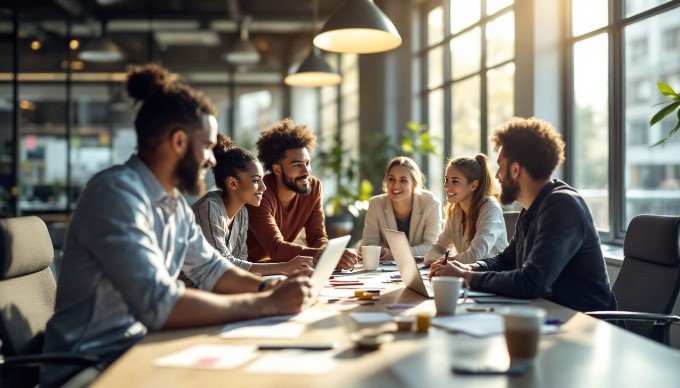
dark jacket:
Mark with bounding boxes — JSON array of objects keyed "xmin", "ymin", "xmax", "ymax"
[{"xmin": 470, "ymin": 180, "xmax": 617, "ymax": 312}]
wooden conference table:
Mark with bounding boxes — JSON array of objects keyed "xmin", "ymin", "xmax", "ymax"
[{"xmin": 93, "ymin": 268, "xmax": 680, "ymax": 388}]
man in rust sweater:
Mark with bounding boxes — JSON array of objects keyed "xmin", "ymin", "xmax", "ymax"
[{"xmin": 246, "ymin": 118, "xmax": 359, "ymax": 270}]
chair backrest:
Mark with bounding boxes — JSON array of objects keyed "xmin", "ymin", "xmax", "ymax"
[
  {"xmin": 613, "ymin": 214, "xmax": 680, "ymax": 342},
  {"xmin": 0, "ymin": 216, "xmax": 56, "ymax": 357},
  {"xmin": 503, "ymin": 211, "xmax": 520, "ymax": 240}
]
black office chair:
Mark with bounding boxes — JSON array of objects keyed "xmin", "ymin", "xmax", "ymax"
[
  {"xmin": 586, "ymin": 214, "xmax": 680, "ymax": 345},
  {"xmin": 502, "ymin": 211, "xmax": 520, "ymax": 240},
  {"xmin": 0, "ymin": 216, "xmax": 100, "ymax": 387}
]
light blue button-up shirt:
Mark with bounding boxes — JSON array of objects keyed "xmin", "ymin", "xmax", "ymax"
[{"xmin": 42, "ymin": 155, "xmax": 232, "ymax": 384}]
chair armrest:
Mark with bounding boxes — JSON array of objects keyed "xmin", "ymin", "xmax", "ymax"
[
  {"xmin": 0, "ymin": 353, "xmax": 101, "ymax": 367},
  {"xmin": 586, "ymin": 310, "xmax": 680, "ymax": 325}
]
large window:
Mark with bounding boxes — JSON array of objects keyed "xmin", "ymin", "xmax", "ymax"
[
  {"xmin": 419, "ymin": 0, "xmax": 515, "ymax": 195},
  {"xmin": 569, "ymin": 0, "xmax": 680, "ymax": 240}
]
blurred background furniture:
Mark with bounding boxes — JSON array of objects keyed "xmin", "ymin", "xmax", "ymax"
[
  {"xmin": 0, "ymin": 216, "xmax": 99, "ymax": 387},
  {"xmin": 586, "ymin": 214, "xmax": 680, "ymax": 345}
]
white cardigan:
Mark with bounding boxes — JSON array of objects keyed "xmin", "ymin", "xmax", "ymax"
[
  {"xmin": 361, "ymin": 190, "xmax": 442, "ymax": 256},
  {"xmin": 424, "ymin": 197, "xmax": 508, "ymax": 264}
]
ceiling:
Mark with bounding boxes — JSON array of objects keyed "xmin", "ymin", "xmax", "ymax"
[{"xmin": 0, "ymin": 0, "xmax": 352, "ymax": 83}]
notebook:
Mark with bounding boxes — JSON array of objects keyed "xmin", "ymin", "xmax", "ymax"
[
  {"xmin": 383, "ymin": 229, "xmax": 434, "ymax": 298},
  {"xmin": 308, "ymin": 235, "xmax": 351, "ymax": 305}
]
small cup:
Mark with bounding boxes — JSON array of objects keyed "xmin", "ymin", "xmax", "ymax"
[
  {"xmin": 501, "ymin": 306, "xmax": 547, "ymax": 365},
  {"xmin": 432, "ymin": 276, "xmax": 464, "ymax": 315},
  {"xmin": 393, "ymin": 316, "xmax": 414, "ymax": 332},
  {"xmin": 362, "ymin": 245, "xmax": 381, "ymax": 271},
  {"xmin": 415, "ymin": 312, "xmax": 433, "ymax": 333}
]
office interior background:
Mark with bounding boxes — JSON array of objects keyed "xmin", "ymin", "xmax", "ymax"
[{"xmin": 1, "ymin": 1, "xmax": 679, "ymax": 282}]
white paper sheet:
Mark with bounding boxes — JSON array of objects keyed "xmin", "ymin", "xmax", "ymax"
[
  {"xmin": 219, "ymin": 310, "xmax": 338, "ymax": 339},
  {"xmin": 154, "ymin": 344, "xmax": 258, "ymax": 369},
  {"xmin": 432, "ymin": 313, "xmax": 561, "ymax": 337},
  {"xmin": 220, "ymin": 322, "xmax": 306, "ymax": 339},
  {"xmin": 245, "ymin": 350, "xmax": 336, "ymax": 374},
  {"xmin": 348, "ymin": 312, "xmax": 394, "ymax": 324}
]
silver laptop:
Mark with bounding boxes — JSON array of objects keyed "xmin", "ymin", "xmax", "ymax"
[
  {"xmin": 383, "ymin": 229, "xmax": 434, "ymax": 298},
  {"xmin": 309, "ymin": 235, "xmax": 351, "ymax": 304}
]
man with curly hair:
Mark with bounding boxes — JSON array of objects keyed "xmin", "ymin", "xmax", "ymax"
[
  {"xmin": 431, "ymin": 117, "xmax": 617, "ymax": 312},
  {"xmin": 246, "ymin": 118, "xmax": 359, "ymax": 270}
]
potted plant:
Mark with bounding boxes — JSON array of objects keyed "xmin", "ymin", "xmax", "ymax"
[
  {"xmin": 649, "ymin": 82, "xmax": 680, "ymax": 146},
  {"xmin": 316, "ymin": 131, "xmax": 373, "ymax": 239}
]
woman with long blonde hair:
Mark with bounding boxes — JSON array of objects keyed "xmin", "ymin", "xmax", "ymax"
[{"xmin": 427, "ymin": 154, "xmax": 507, "ymax": 276}]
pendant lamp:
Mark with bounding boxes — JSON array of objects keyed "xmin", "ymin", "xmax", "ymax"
[
  {"xmin": 79, "ymin": 21, "xmax": 124, "ymax": 62},
  {"xmin": 284, "ymin": 0, "xmax": 341, "ymax": 87},
  {"xmin": 224, "ymin": 15, "xmax": 261, "ymax": 65},
  {"xmin": 313, "ymin": 0, "xmax": 401, "ymax": 54},
  {"xmin": 284, "ymin": 48, "xmax": 342, "ymax": 87}
]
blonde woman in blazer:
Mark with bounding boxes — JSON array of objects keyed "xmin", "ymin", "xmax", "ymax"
[{"xmin": 361, "ymin": 156, "xmax": 442, "ymax": 260}]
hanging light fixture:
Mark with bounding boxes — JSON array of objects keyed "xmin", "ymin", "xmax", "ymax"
[
  {"xmin": 284, "ymin": 0, "xmax": 341, "ymax": 87},
  {"xmin": 223, "ymin": 15, "xmax": 261, "ymax": 65},
  {"xmin": 313, "ymin": 0, "xmax": 401, "ymax": 54},
  {"xmin": 79, "ymin": 20, "xmax": 124, "ymax": 62}
]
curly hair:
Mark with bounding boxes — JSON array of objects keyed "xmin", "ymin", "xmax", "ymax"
[
  {"xmin": 382, "ymin": 156, "xmax": 426, "ymax": 193},
  {"xmin": 256, "ymin": 118, "xmax": 317, "ymax": 172},
  {"xmin": 445, "ymin": 154, "xmax": 498, "ymax": 244},
  {"xmin": 212, "ymin": 133, "xmax": 259, "ymax": 191},
  {"xmin": 126, "ymin": 63, "xmax": 216, "ymax": 152},
  {"xmin": 489, "ymin": 117, "xmax": 565, "ymax": 181}
]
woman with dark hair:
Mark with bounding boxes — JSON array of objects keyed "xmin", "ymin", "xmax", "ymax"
[
  {"xmin": 361, "ymin": 156, "xmax": 442, "ymax": 260},
  {"xmin": 427, "ymin": 154, "xmax": 508, "ymax": 273},
  {"xmin": 185, "ymin": 134, "xmax": 313, "ymax": 281}
]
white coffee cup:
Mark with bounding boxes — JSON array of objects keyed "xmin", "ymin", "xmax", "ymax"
[
  {"xmin": 432, "ymin": 276, "xmax": 464, "ymax": 315},
  {"xmin": 501, "ymin": 306, "xmax": 546, "ymax": 365},
  {"xmin": 361, "ymin": 245, "xmax": 381, "ymax": 271}
]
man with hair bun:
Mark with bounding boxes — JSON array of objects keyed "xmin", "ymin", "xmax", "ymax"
[
  {"xmin": 246, "ymin": 118, "xmax": 359, "ymax": 270},
  {"xmin": 41, "ymin": 65, "xmax": 313, "ymax": 386},
  {"xmin": 442, "ymin": 117, "xmax": 617, "ymax": 312}
]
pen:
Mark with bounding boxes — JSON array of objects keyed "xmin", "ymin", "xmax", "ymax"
[
  {"xmin": 466, "ymin": 307, "xmax": 494, "ymax": 312},
  {"xmin": 544, "ymin": 318, "xmax": 564, "ymax": 325},
  {"xmin": 258, "ymin": 343, "xmax": 337, "ymax": 351},
  {"xmin": 441, "ymin": 250, "xmax": 450, "ymax": 266}
]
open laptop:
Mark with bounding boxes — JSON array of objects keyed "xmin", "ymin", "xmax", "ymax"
[
  {"xmin": 309, "ymin": 235, "xmax": 351, "ymax": 304},
  {"xmin": 383, "ymin": 229, "xmax": 434, "ymax": 298}
]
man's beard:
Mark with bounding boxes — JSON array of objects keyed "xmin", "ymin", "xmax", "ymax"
[
  {"xmin": 499, "ymin": 165, "xmax": 520, "ymax": 205},
  {"xmin": 176, "ymin": 146, "xmax": 206, "ymax": 196},
  {"xmin": 281, "ymin": 169, "xmax": 311, "ymax": 195}
]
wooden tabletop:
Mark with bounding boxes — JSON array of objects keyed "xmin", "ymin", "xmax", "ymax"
[{"xmin": 93, "ymin": 270, "xmax": 680, "ymax": 388}]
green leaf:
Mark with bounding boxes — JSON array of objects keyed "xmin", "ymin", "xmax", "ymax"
[
  {"xmin": 649, "ymin": 101, "xmax": 680, "ymax": 126},
  {"xmin": 657, "ymin": 82, "xmax": 679, "ymax": 98},
  {"xmin": 651, "ymin": 119, "xmax": 680, "ymax": 147}
]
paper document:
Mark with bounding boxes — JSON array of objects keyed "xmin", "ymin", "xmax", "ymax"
[
  {"xmin": 219, "ymin": 310, "xmax": 337, "ymax": 339},
  {"xmin": 246, "ymin": 349, "xmax": 336, "ymax": 374},
  {"xmin": 154, "ymin": 344, "xmax": 258, "ymax": 369},
  {"xmin": 220, "ymin": 322, "xmax": 305, "ymax": 339},
  {"xmin": 472, "ymin": 297, "xmax": 530, "ymax": 304},
  {"xmin": 348, "ymin": 312, "xmax": 394, "ymax": 324},
  {"xmin": 432, "ymin": 313, "xmax": 560, "ymax": 337}
]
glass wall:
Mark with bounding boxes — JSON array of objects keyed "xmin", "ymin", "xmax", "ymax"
[
  {"xmin": 569, "ymin": 0, "xmax": 680, "ymax": 239},
  {"xmin": 0, "ymin": 14, "xmax": 13, "ymax": 216},
  {"xmin": 419, "ymin": 0, "xmax": 515, "ymax": 196}
]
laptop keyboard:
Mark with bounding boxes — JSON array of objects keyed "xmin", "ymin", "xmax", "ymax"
[{"xmin": 424, "ymin": 281, "xmax": 434, "ymax": 297}]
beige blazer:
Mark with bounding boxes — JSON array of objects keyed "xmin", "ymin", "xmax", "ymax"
[{"xmin": 361, "ymin": 190, "xmax": 442, "ymax": 256}]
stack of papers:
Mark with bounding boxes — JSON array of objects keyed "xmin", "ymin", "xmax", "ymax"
[
  {"xmin": 219, "ymin": 310, "xmax": 337, "ymax": 339},
  {"xmin": 432, "ymin": 313, "xmax": 561, "ymax": 337},
  {"xmin": 154, "ymin": 344, "xmax": 258, "ymax": 369}
]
